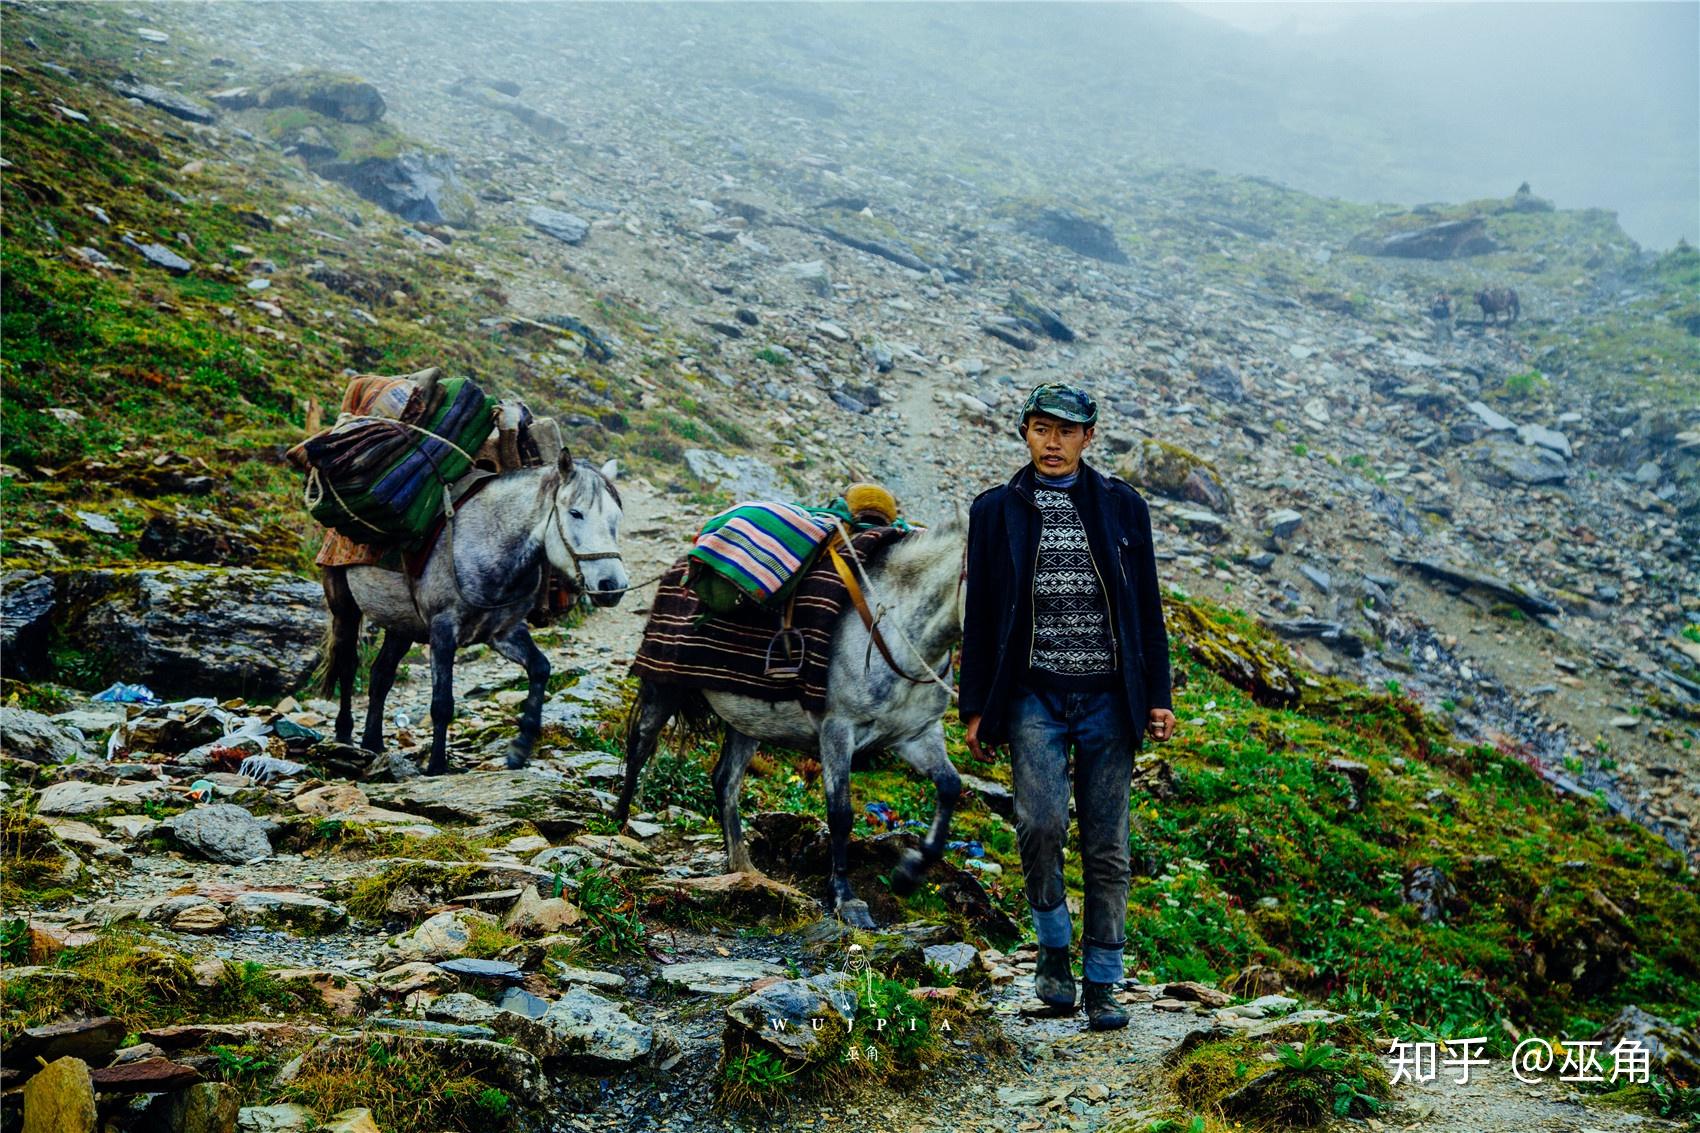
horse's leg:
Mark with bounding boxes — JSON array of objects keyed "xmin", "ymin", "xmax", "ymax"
[
  {"xmin": 713, "ymin": 728, "xmax": 760, "ymax": 874},
  {"xmin": 490, "ymin": 621, "xmax": 549, "ymax": 770},
  {"xmin": 359, "ymin": 631, "xmax": 410, "ymax": 755},
  {"xmin": 613, "ymin": 680, "xmax": 680, "ymax": 828},
  {"xmin": 820, "ymin": 717, "xmax": 876, "ymax": 930},
  {"xmin": 887, "ymin": 724, "xmax": 962, "ymax": 898},
  {"xmin": 320, "ymin": 568, "xmax": 360, "ymax": 745},
  {"xmin": 426, "ymin": 613, "xmax": 459, "ymax": 776}
]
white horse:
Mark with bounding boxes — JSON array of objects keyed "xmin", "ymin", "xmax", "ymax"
[
  {"xmin": 320, "ymin": 450, "xmax": 628, "ymax": 774},
  {"xmin": 615, "ymin": 516, "xmax": 966, "ymax": 929}
]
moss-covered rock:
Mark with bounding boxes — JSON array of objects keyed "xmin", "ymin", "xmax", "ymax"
[
  {"xmin": 49, "ymin": 565, "xmax": 322, "ymax": 700},
  {"xmin": 1116, "ymin": 439, "xmax": 1233, "ymax": 513},
  {"xmin": 260, "ymin": 71, "xmax": 387, "ymax": 124}
]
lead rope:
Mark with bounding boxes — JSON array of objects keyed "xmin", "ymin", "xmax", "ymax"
[{"xmin": 832, "ymin": 521, "xmax": 960, "ymax": 702}]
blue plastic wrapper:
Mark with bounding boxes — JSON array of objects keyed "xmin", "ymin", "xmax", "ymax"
[{"xmin": 92, "ymin": 682, "xmax": 160, "ymax": 705}]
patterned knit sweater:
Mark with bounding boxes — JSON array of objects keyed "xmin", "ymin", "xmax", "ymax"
[{"xmin": 1028, "ymin": 485, "xmax": 1118, "ymax": 686}]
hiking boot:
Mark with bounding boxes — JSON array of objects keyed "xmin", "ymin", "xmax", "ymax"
[
  {"xmin": 1034, "ymin": 945, "xmax": 1077, "ymax": 1011},
  {"xmin": 1083, "ymin": 979, "xmax": 1129, "ymax": 1031}
]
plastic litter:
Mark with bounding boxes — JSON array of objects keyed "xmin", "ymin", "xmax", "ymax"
[
  {"xmin": 864, "ymin": 801, "xmax": 897, "ymax": 830},
  {"xmin": 92, "ymin": 682, "xmax": 159, "ymax": 705},
  {"xmin": 239, "ymin": 753, "xmax": 308, "ymax": 783},
  {"xmin": 946, "ymin": 839, "xmax": 985, "ymax": 858},
  {"xmin": 187, "ymin": 778, "xmax": 217, "ymax": 803}
]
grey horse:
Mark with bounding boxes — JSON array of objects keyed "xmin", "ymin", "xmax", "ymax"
[
  {"xmin": 615, "ymin": 515, "xmax": 966, "ymax": 929},
  {"xmin": 319, "ymin": 450, "xmax": 628, "ymax": 775}
]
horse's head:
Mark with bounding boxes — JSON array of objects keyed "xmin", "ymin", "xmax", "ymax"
[{"xmin": 544, "ymin": 450, "xmax": 628, "ymax": 607}]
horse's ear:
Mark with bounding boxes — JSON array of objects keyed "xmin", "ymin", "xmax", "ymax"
[
  {"xmin": 557, "ymin": 447, "xmax": 575, "ymax": 476},
  {"xmin": 600, "ymin": 458, "xmax": 618, "ymax": 482}
]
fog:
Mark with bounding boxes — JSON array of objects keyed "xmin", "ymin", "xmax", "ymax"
[{"xmin": 393, "ymin": 1, "xmax": 1688, "ymax": 252}]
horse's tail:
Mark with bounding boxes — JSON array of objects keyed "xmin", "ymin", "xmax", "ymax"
[{"xmin": 315, "ymin": 567, "xmax": 361, "ymax": 698}]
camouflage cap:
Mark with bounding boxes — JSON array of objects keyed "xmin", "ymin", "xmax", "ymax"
[{"xmin": 1018, "ymin": 382, "xmax": 1098, "ymax": 429}]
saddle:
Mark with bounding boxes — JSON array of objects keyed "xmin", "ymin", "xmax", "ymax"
[{"xmin": 631, "ymin": 525, "xmax": 913, "ymax": 712}]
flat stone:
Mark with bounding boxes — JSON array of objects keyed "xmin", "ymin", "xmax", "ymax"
[
  {"xmin": 1163, "ymin": 981, "xmax": 1234, "ymax": 1008},
  {"xmin": 435, "ymin": 958, "xmax": 525, "ymax": 983},
  {"xmin": 922, "ymin": 942, "xmax": 981, "ymax": 976},
  {"xmin": 547, "ymin": 961, "xmax": 627, "ymax": 990},
  {"xmin": 237, "ymin": 1104, "xmax": 314, "ymax": 1133},
  {"xmin": 36, "ymin": 781, "xmax": 171, "ymax": 816},
  {"xmin": 655, "ymin": 958, "xmax": 786, "ymax": 995},
  {"xmin": 365, "ymin": 771, "xmax": 595, "ymax": 835},
  {"xmin": 170, "ymin": 903, "xmax": 229, "ymax": 934},
  {"xmin": 1466, "ymin": 400, "xmax": 1515, "ymax": 432},
  {"xmin": 12, "ymin": 1016, "xmax": 125, "ymax": 1066},
  {"xmin": 813, "ymin": 320, "xmax": 851, "ymax": 342},
  {"xmin": 88, "ymin": 1057, "xmax": 200, "ymax": 1092},
  {"xmin": 1517, "ymin": 422, "xmax": 1572, "ymax": 458},
  {"xmin": 526, "ymin": 206, "xmax": 589, "ymax": 244},
  {"xmin": 226, "ymin": 892, "xmax": 347, "ymax": 934}
]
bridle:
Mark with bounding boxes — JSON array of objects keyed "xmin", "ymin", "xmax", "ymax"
[{"xmin": 546, "ymin": 489, "xmax": 624, "ymax": 595}]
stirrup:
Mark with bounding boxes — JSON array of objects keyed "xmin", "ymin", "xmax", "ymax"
[{"xmin": 764, "ymin": 628, "xmax": 806, "ymax": 679}]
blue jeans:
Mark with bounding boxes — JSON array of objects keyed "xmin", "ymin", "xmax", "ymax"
[{"xmin": 1010, "ymin": 686, "xmax": 1132, "ymax": 984}]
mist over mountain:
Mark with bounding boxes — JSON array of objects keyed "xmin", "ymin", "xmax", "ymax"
[{"xmin": 523, "ymin": 1, "xmax": 1694, "ymax": 249}]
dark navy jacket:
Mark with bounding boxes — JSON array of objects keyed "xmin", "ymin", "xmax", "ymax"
[{"xmin": 960, "ymin": 459, "xmax": 1172, "ymax": 746}]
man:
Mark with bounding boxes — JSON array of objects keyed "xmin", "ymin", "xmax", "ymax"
[
  {"xmin": 1429, "ymin": 292, "xmax": 1454, "ymax": 344},
  {"xmin": 960, "ymin": 382, "xmax": 1176, "ymax": 1031}
]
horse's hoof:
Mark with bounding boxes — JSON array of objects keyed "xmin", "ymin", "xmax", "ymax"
[
  {"xmin": 889, "ymin": 849, "xmax": 929, "ymax": 898},
  {"xmin": 835, "ymin": 898, "xmax": 877, "ymax": 930},
  {"xmin": 506, "ymin": 748, "xmax": 529, "ymax": 770},
  {"xmin": 424, "ymin": 761, "xmax": 447, "ymax": 777}
]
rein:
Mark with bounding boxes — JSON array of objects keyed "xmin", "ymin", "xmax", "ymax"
[{"xmin": 827, "ymin": 522, "xmax": 960, "ymax": 701}]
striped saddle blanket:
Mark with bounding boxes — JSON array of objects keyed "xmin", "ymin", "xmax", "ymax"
[
  {"xmin": 686, "ymin": 501, "xmax": 838, "ymax": 613},
  {"xmin": 632, "ymin": 525, "xmax": 908, "ymax": 712}
]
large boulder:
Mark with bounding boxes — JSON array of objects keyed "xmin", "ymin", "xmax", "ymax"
[
  {"xmin": 21, "ymin": 1055, "xmax": 97, "ymax": 1131},
  {"xmin": 0, "ymin": 708, "xmax": 87, "ymax": 765},
  {"xmin": 53, "ymin": 566, "xmax": 321, "ymax": 700},
  {"xmin": 683, "ymin": 449, "xmax": 786, "ymax": 499},
  {"xmin": 1116, "ymin": 439, "xmax": 1232, "ymax": 513},
  {"xmin": 260, "ymin": 72, "xmax": 387, "ymax": 124},
  {"xmin": 1594, "ymin": 1006, "xmax": 1700, "ymax": 1083},
  {"xmin": 724, "ymin": 973, "xmax": 857, "ymax": 1060},
  {"xmin": 320, "ymin": 151, "xmax": 476, "ymax": 227},
  {"xmin": 1, "ymin": 570, "xmax": 55, "ymax": 680},
  {"xmin": 162, "ymin": 805, "xmax": 272, "ymax": 864},
  {"xmin": 535, "ymin": 985, "xmax": 654, "ymax": 1065},
  {"xmin": 1014, "ymin": 205, "xmax": 1128, "ymax": 264},
  {"xmin": 1348, "ymin": 217, "xmax": 1500, "ymax": 259}
]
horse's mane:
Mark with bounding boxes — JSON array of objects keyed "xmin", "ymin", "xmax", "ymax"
[{"xmin": 874, "ymin": 519, "xmax": 965, "ymax": 591}]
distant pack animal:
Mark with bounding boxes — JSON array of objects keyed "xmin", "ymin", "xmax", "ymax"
[
  {"xmin": 1475, "ymin": 287, "xmax": 1520, "ymax": 325},
  {"xmin": 615, "ymin": 515, "xmax": 967, "ymax": 929},
  {"xmin": 319, "ymin": 450, "xmax": 628, "ymax": 775},
  {"xmin": 1429, "ymin": 292, "xmax": 1453, "ymax": 321}
]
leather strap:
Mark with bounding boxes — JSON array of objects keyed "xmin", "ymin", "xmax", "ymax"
[{"xmin": 827, "ymin": 534, "xmax": 933, "ymax": 686}]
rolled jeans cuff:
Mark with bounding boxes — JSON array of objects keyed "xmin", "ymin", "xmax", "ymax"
[
  {"xmin": 1031, "ymin": 900, "xmax": 1072, "ymax": 948},
  {"xmin": 1082, "ymin": 940, "xmax": 1124, "ymax": 984}
]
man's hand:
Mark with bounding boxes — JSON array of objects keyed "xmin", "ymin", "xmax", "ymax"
[
  {"xmin": 1147, "ymin": 708, "xmax": 1177, "ymax": 743},
  {"xmin": 964, "ymin": 714, "xmax": 1000, "ymax": 761}
]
